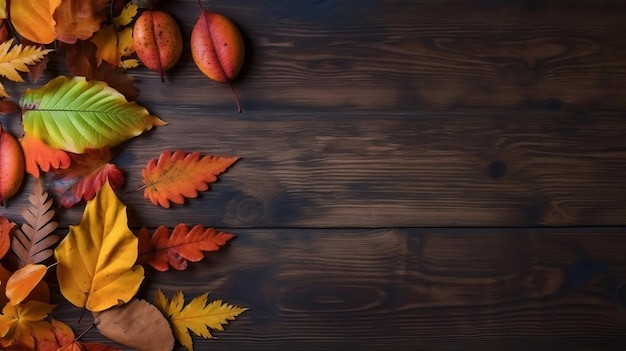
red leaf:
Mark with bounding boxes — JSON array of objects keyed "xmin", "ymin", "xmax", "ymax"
[
  {"xmin": 50, "ymin": 147, "xmax": 124, "ymax": 208},
  {"xmin": 0, "ymin": 99, "xmax": 21, "ymax": 114},
  {"xmin": 138, "ymin": 224, "xmax": 234, "ymax": 272}
]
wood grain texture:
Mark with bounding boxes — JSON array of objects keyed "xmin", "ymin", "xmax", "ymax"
[
  {"xmin": 50, "ymin": 228, "xmax": 626, "ymax": 350},
  {"xmin": 0, "ymin": 0, "xmax": 625, "ymax": 350},
  {"xmin": 3, "ymin": 108, "xmax": 626, "ymax": 228}
]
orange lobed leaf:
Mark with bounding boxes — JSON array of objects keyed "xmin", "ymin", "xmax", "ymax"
[
  {"xmin": 141, "ymin": 150, "xmax": 239, "ymax": 208},
  {"xmin": 138, "ymin": 224, "xmax": 235, "ymax": 271},
  {"xmin": 53, "ymin": 0, "xmax": 109, "ymax": 44},
  {"xmin": 19, "ymin": 134, "xmax": 71, "ymax": 178},
  {"xmin": 50, "ymin": 147, "xmax": 125, "ymax": 208},
  {"xmin": 0, "ymin": 300, "xmax": 56, "ymax": 349}
]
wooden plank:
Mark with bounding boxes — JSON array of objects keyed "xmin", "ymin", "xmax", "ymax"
[
  {"xmin": 50, "ymin": 227, "xmax": 626, "ymax": 350},
  {"xmin": 3, "ymin": 109, "xmax": 625, "ymax": 228},
  {"xmin": 137, "ymin": 0, "xmax": 626, "ymax": 111}
]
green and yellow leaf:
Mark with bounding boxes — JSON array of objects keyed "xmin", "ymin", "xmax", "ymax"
[{"xmin": 20, "ymin": 75, "xmax": 166, "ymax": 154}]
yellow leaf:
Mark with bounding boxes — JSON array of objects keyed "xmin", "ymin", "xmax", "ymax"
[
  {"xmin": 0, "ymin": 40, "xmax": 53, "ymax": 97},
  {"xmin": 155, "ymin": 289, "xmax": 247, "ymax": 351},
  {"xmin": 92, "ymin": 25, "xmax": 135, "ymax": 67},
  {"xmin": 0, "ymin": 0, "xmax": 6, "ymax": 19},
  {"xmin": 54, "ymin": 182, "xmax": 145, "ymax": 312},
  {"xmin": 10, "ymin": 0, "xmax": 62, "ymax": 44},
  {"xmin": 0, "ymin": 300, "xmax": 56, "ymax": 349},
  {"xmin": 114, "ymin": 3, "xmax": 139, "ymax": 28},
  {"xmin": 91, "ymin": 3, "xmax": 138, "ymax": 67},
  {"xmin": 5, "ymin": 264, "xmax": 47, "ymax": 306}
]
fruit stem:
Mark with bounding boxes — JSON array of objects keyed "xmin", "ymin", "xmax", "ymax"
[{"xmin": 229, "ymin": 82, "xmax": 242, "ymax": 113}]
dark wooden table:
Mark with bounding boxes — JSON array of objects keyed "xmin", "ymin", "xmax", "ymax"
[{"xmin": 2, "ymin": 0, "xmax": 626, "ymax": 350}]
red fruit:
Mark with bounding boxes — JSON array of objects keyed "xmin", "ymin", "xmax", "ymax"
[
  {"xmin": 133, "ymin": 10, "xmax": 183, "ymax": 81},
  {"xmin": 191, "ymin": 10, "xmax": 245, "ymax": 112},
  {"xmin": 0, "ymin": 124, "xmax": 25, "ymax": 205}
]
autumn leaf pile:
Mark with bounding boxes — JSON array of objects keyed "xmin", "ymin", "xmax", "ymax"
[{"xmin": 0, "ymin": 0, "xmax": 249, "ymax": 350}]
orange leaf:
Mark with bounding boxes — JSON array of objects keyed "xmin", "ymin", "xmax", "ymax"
[
  {"xmin": 0, "ymin": 265, "xmax": 49, "ymax": 308},
  {"xmin": 0, "ymin": 216, "xmax": 16, "ymax": 259},
  {"xmin": 50, "ymin": 147, "xmax": 125, "ymax": 208},
  {"xmin": 141, "ymin": 150, "xmax": 239, "ymax": 208},
  {"xmin": 52, "ymin": 319, "xmax": 123, "ymax": 351},
  {"xmin": 9, "ymin": 0, "xmax": 62, "ymax": 44},
  {"xmin": 53, "ymin": 0, "xmax": 109, "ymax": 44},
  {"xmin": 5, "ymin": 264, "xmax": 47, "ymax": 306},
  {"xmin": 138, "ymin": 224, "xmax": 234, "ymax": 271},
  {"xmin": 0, "ymin": 300, "xmax": 56, "ymax": 349},
  {"xmin": 19, "ymin": 134, "xmax": 71, "ymax": 178},
  {"xmin": 0, "ymin": 264, "xmax": 11, "ymax": 306}
]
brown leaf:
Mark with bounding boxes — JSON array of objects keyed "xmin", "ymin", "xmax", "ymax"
[
  {"xmin": 53, "ymin": 0, "xmax": 109, "ymax": 44},
  {"xmin": 93, "ymin": 298, "xmax": 174, "ymax": 351},
  {"xmin": 59, "ymin": 41, "xmax": 139, "ymax": 101},
  {"xmin": 8, "ymin": 179, "xmax": 59, "ymax": 269},
  {"xmin": 0, "ymin": 99, "xmax": 21, "ymax": 114}
]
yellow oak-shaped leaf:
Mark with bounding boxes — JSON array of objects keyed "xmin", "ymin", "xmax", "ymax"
[
  {"xmin": 0, "ymin": 40, "xmax": 53, "ymax": 97},
  {"xmin": 0, "ymin": 300, "xmax": 56, "ymax": 349},
  {"xmin": 10, "ymin": 0, "xmax": 62, "ymax": 44},
  {"xmin": 54, "ymin": 182, "xmax": 145, "ymax": 312},
  {"xmin": 155, "ymin": 289, "xmax": 247, "ymax": 351},
  {"xmin": 5, "ymin": 264, "xmax": 47, "ymax": 306}
]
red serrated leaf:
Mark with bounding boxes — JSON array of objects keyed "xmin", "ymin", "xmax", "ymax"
[
  {"xmin": 50, "ymin": 147, "xmax": 124, "ymax": 208},
  {"xmin": 141, "ymin": 150, "xmax": 238, "ymax": 208},
  {"xmin": 138, "ymin": 224, "xmax": 234, "ymax": 272}
]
